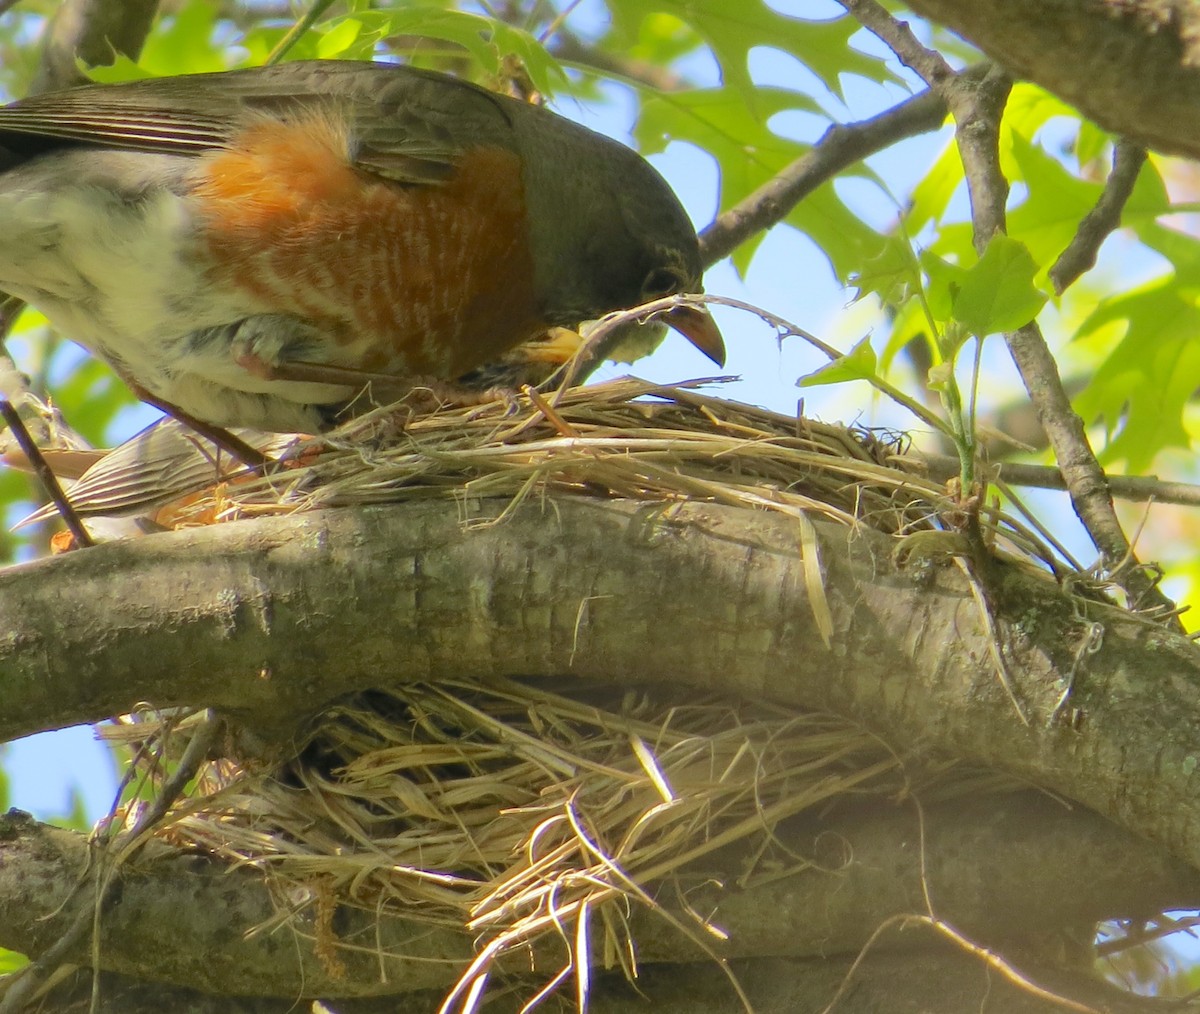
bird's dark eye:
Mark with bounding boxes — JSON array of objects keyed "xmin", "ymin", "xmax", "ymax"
[{"xmin": 642, "ymin": 267, "xmax": 684, "ymax": 299}]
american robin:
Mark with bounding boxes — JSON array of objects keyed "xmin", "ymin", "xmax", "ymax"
[{"xmin": 0, "ymin": 60, "xmax": 724, "ymax": 434}]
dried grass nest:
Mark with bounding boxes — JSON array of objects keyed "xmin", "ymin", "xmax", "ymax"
[{"xmin": 97, "ymin": 376, "xmax": 1069, "ymax": 1008}]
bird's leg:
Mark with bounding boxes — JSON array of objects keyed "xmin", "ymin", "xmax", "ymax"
[
  {"xmin": 243, "ymin": 356, "xmax": 523, "ymax": 414},
  {"xmin": 129, "ymin": 384, "xmax": 272, "ymax": 471},
  {"xmin": 236, "ymin": 353, "xmax": 413, "ymax": 393}
]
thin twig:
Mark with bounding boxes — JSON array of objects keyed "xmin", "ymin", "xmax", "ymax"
[
  {"xmin": 1050, "ymin": 140, "xmax": 1148, "ymax": 293},
  {"xmin": 697, "ymin": 294, "xmax": 951, "ymax": 435},
  {"xmin": 838, "ymin": 0, "xmax": 955, "ymax": 87},
  {"xmin": 920, "ymin": 452, "xmax": 1200, "ymax": 506},
  {"xmin": 700, "ymin": 82, "xmax": 957, "ymax": 267},
  {"xmin": 0, "ymin": 398, "xmax": 93, "ymax": 547},
  {"xmin": 0, "ymin": 715, "xmax": 221, "ymax": 1014},
  {"xmin": 551, "ymin": 32, "xmax": 687, "ymax": 92},
  {"xmin": 537, "ymin": 0, "xmax": 586, "ymax": 46},
  {"xmin": 819, "ymin": 912, "xmax": 1103, "ymax": 1014},
  {"xmin": 86, "ymin": 714, "xmax": 222, "ymax": 1013},
  {"xmin": 265, "ymin": 0, "xmax": 337, "ymax": 65},
  {"xmin": 1095, "ymin": 914, "xmax": 1200, "ymax": 958},
  {"xmin": 132, "ymin": 387, "xmax": 271, "ymax": 471}
]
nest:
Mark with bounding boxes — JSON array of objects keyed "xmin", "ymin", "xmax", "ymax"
[
  {"xmin": 92, "ymin": 377, "xmax": 1067, "ymax": 1009},
  {"xmin": 140, "ymin": 377, "xmax": 1065, "ymax": 567}
]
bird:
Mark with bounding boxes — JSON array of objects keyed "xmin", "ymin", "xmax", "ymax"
[
  {"xmin": 0, "ymin": 60, "xmax": 724, "ymax": 435},
  {"xmin": 15, "ymin": 416, "xmax": 299, "ymax": 529}
]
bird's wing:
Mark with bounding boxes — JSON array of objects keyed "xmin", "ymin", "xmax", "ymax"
[
  {"xmin": 16, "ymin": 418, "xmax": 298, "ymax": 525},
  {"xmin": 0, "ymin": 61, "xmax": 518, "ymax": 185}
]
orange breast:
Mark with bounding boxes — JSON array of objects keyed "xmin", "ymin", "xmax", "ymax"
[{"xmin": 190, "ymin": 117, "xmax": 543, "ymax": 378}]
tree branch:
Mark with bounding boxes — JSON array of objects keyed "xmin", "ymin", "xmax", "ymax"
[
  {"xmin": 903, "ymin": 0, "xmax": 1200, "ymax": 162},
  {"xmin": 1050, "ymin": 140, "xmax": 1149, "ymax": 294},
  {"xmin": 921, "ymin": 451, "xmax": 1200, "ymax": 506},
  {"xmin": 2, "ymin": 794, "xmax": 1194, "ymax": 999},
  {"xmin": 551, "ymin": 31, "xmax": 688, "ymax": 93},
  {"xmin": 841, "ymin": 0, "xmax": 956, "ymax": 88},
  {"xmin": 698, "ymin": 83, "xmax": 953, "ymax": 266},
  {"xmin": 841, "ymin": 0, "xmax": 1174, "ymax": 617},
  {"xmin": 29, "ymin": 951, "xmax": 1164, "ymax": 1014},
  {"xmin": 30, "ymin": 0, "xmax": 159, "ymax": 94},
  {"xmin": 0, "ymin": 716, "xmax": 220, "ymax": 1014},
  {"xmin": 2, "ymin": 499, "xmax": 1200, "ymax": 877}
]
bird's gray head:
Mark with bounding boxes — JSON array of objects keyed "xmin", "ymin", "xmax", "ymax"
[{"xmin": 516, "ymin": 105, "xmax": 724, "ymax": 365}]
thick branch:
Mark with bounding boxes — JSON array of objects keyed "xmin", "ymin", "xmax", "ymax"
[
  {"xmin": 903, "ymin": 0, "xmax": 1200, "ymax": 161},
  {"xmin": 32, "ymin": 951, "xmax": 1162, "ymax": 1014},
  {"xmin": 2, "ymin": 795, "xmax": 1194, "ymax": 998},
  {"xmin": 2, "ymin": 500, "xmax": 1200, "ymax": 876}
]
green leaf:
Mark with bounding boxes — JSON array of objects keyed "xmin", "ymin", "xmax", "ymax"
[
  {"xmin": 907, "ymin": 139, "xmax": 961, "ymax": 233},
  {"xmin": 919, "ymin": 250, "xmax": 969, "ymax": 324},
  {"xmin": 1003, "ymin": 82, "xmax": 1079, "ymax": 140},
  {"xmin": 1124, "ymin": 155, "xmax": 1170, "ymax": 219},
  {"xmin": 1004, "ymin": 132, "xmax": 1103, "ymax": 268},
  {"xmin": 0, "ymin": 948, "xmax": 28, "ymax": 975},
  {"xmin": 606, "ymin": 1, "xmax": 897, "ymax": 104},
  {"xmin": 849, "ymin": 232, "xmax": 923, "ymax": 307},
  {"xmin": 797, "ymin": 336, "xmax": 878, "ymax": 388},
  {"xmin": 367, "ymin": 9, "xmax": 564, "ymax": 94},
  {"xmin": 922, "ymin": 220, "xmax": 978, "ymax": 271},
  {"xmin": 588, "ymin": 9, "xmax": 706, "ymax": 74},
  {"xmin": 926, "ymin": 361, "xmax": 954, "ymax": 391},
  {"xmin": 635, "ymin": 86, "xmax": 820, "ymax": 161},
  {"xmin": 1005, "ymin": 131, "xmax": 1166, "ymax": 274},
  {"xmin": 635, "ymin": 86, "xmax": 884, "ymax": 280},
  {"xmin": 90, "ymin": 0, "xmax": 230, "ymax": 80},
  {"xmin": 51, "ymin": 355, "xmax": 139, "ymax": 447},
  {"xmin": 952, "ymin": 235, "xmax": 1047, "ymax": 336},
  {"xmin": 1074, "ymin": 276, "xmax": 1200, "ymax": 469},
  {"xmin": 1133, "ymin": 220, "xmax": 1200, "ymax": 278},
  {"xmin": 83, "ymin": 54, "xmax": 156, "ymax": 83},
  {"xmin": 58, "ymin": 786, "xmax": 91, "ymax": 832},
  {"xmin": 315, "ymin": 18, "xmax": 367, "ymax": 60},
  {"xmin": 1075, "ymin": 121, "xmax": 1111, "ymax": 168},
  {"xmin": 787, "ymin": 187, "xmax": 888, "ymax": 286},
  {"xmin": 241, "ymin": 7, "xmax": 564, "ymax": 93},
  {"xmin": 879, "ymin": 294, "xmax": 935, "ymax": 372}
]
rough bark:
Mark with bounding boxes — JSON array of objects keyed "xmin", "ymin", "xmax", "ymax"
[
  {"xmin": 2, "ymin": 794, "xmax": 1193, "ymax": 999},
  {"xmin": 30, "ymin": 951, "xmax": 1165, "ymax": 1014},
  {"xmin": 903, "ymin": 0, "xmax": 1200, "ymax": 159},
  {"xmin": 2, "ymin": 499, "xmax": 1200, "ymax": 880}
]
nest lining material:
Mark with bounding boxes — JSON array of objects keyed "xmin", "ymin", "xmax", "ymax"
[
  {"xmin": 104, "ymin": 682, "xmax": 1019, "ymax": 1006},
  {"xmin": 92, "ymin": 377, "xmax": 1062, "ymax": 1006},
  {"xmin": 138, "ymin": 376, "xmax": 1066, "ymax": 576}
]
